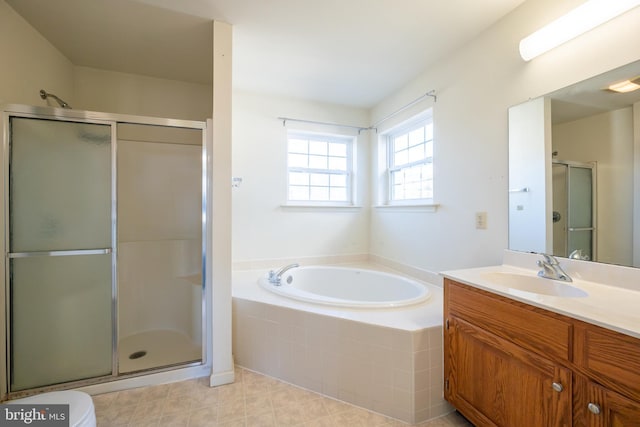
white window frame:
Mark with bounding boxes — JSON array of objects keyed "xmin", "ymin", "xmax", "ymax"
[
  {"xmin": 285, "ymin": 130, "xmax": 355, "ymax": 206},
  {"xmin": 385, "ymin": 110, "xmax": 434, "ymax": 206}
]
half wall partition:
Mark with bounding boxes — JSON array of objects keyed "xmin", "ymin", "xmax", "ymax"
[{"xmin": 0, "ymin": 104, "xmax": 208, "ymax": 399}]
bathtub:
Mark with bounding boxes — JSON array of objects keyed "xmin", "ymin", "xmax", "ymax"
[
  {"xmin": 232, "ymin": 262, "xmax": 452, "ymax": 424},
  {"xmin": 258, "ymin": 265, "xmax": 431, "ymax": 308}
]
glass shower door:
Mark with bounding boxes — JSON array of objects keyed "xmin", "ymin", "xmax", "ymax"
[
  {"xmin": 552, "ymin": 161, "xmax": 596, "ymax": 260},
  {"xmin": 8, "ymin": 117, "xmax": 114, "ymax": 391},
  {"xmin": 567, "ymin": 165, "xmax": 595, "ymax": 260}
]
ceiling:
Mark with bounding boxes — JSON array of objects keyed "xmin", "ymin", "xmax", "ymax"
[
  {"xmin": 7, "ymin": 0, "xmax": 527, "ymax": 108},
  {"xmin": 549, "ymin": 59, "xmax": 640, "ymax": 124}
]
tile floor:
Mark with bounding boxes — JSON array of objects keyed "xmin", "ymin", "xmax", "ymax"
[{"xmin": 94, "ymin": 367, "xmax": 473, "ymax": 426}]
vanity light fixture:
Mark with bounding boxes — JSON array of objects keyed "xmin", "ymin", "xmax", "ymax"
[
  {"xmin": 519, "ymin": 0, "xmax": 640, "ymax": 61},
  {"xmin": 607, "ymin": 77, "xmax": 640, "ymax": 93}
]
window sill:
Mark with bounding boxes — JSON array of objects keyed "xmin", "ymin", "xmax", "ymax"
[
  {"xmin": 281, "ymin": 204, "xmax": 362, "ymax": 210},
  {"xmin": 373, "ymin": 203, "xmax": 439, "ymax": 212}
]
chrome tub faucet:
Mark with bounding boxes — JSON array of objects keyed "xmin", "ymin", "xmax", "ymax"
[
  {"xmin": 268, "ymin": 263, "xmax": 300, "ymax": 285},
  {"xmin": 537, "ymin": 254, "xmax": 572, "ymax": 282}
]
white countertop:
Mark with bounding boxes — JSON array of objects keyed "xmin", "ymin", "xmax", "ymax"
[{"xmin": 442, "ymin": 259, "xmax": 640, "ymax": 340}]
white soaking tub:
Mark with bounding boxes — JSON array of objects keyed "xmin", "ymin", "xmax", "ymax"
[
  {"xmin": 258, "ymin": 265, "xmax": 431, "ymax": 308},
  {"xmin": 232, "ymin": 263, "xmax": 452, "ymax": 424}
]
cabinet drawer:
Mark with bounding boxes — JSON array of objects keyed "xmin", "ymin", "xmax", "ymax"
[
  {"xmin": 574, "ymin": 322, "xmax": 640, "ymax": 402},
  {"xmin": 445, "ymin": 279, "xmax": 572, "ymax": 361}
]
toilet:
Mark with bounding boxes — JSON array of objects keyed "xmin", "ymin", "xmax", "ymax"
[{"xmin": 8, "ymin": 390, "xmax": 96, "ymax": 427}]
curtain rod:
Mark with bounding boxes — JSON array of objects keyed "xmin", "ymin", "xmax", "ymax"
[
  {"xmin": 277, "ymin": 88, "xmax": 436, "ymax": 134},
  {"xmin": 371, "ymin": 90, "xmax": 436, "ymax": 131},
  {"xmin": 278, "ymin": 117, "xmax": 369, "ymax": 133}
]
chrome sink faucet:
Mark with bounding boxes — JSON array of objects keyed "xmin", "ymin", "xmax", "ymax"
[
  {"xmin": 268, "ymin": 263, "xmax": 300, "ymax": 285},
  {"xmin": 537, "ymin": 254, "xmax": 572, "ymax": 282}
]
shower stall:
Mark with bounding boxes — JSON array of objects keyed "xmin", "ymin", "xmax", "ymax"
[{"xmin": 0, "ymin": 104, "xmax": 208, "ymax": 398}]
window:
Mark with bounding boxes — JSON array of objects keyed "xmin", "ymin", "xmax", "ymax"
[
  {"xmin": 287, "ymin": 131, "xmax": 353, "ymax": 204},
  {"xmin": 387, "ymin": 113, "xmax": 433, "ymax": 203}
]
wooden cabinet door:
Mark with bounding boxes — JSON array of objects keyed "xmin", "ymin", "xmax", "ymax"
[
  {"xmin": 574, "ymin": 322, "xmax": 640, "ymax": 403},
  {"xmin": 585, "ymin": 382, "xmax": 640, "ymax": 427},
  {"xmin": 445, "ymin": 317, "xmax": 572, "ymax": 427}
]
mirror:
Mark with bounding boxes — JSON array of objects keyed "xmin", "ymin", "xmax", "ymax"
[{"xmin": 509, "ymin": 60, "xmax": 640, "ymax": 268}]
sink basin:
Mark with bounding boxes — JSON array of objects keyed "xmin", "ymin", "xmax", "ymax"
[{"xmin": 481, "ymin": 272, "xmax": 588, "ymax": 298}]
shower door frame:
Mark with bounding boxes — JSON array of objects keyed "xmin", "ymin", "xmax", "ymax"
[
  {"xmin": 552, "ymin": 159, "xmax": 597, "ymax": 260},
  {"xmin": 0, "ymin": 104, "xmax": 208, "ymax": 400}
]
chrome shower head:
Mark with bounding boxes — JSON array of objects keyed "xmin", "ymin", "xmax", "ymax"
[{"xmin": 39, "ymin": 89, "xmax": 71, "ymax": 109}]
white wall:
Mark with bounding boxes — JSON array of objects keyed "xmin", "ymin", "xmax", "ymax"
[
  {"xmin": 73, "ymin": 66, "xmax": 212, "ymax": 120},
  {"xmin": 369, "ymin": 0, "xmax": 640, "ymax": 272},
  {"xmin": 0, "ymin": 0, "xmax": 74, "ymax": 106},
  {"xmin": 553, "ymin": 108, "xmax": 634, "ymax": 265},
  {"xmin": 508, "ymin": 97, "xmax": 552, "ymax": 254},
  {"xmin": 0, "ymin": 2, "xmax": 212, "ymax": 120},
  {"xmin": 232, "ymin": 91, "xmax": 370, "ymax": 265}
]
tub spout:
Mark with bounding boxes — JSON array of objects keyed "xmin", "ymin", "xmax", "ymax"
[{"xmin": 268, "ymin": 263, "xmax": 300, "ymax": 285}]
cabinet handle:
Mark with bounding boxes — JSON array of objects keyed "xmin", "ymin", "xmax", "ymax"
[
  {"xmin": 552, "ymin": 382, "xmax": 563, "ymax": 392},
  {"xmin": 587, "ymin": 403, "xmax": 601, "ymax": 415}
]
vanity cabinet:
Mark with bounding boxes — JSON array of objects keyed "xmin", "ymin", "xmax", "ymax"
[
  {"xmin": 581, "ymin": 380, "xmax": 640, "ymax": 427},
  {"xmin": 444, "ymin": 279, "xmax": 640, "ymax": 427},
  {"xmin": 446, "ymin": 317, "xmax": 572, "ymax": 426}
]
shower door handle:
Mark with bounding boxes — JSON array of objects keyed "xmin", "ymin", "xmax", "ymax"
[
  {"xmin": 568, "ymin": 227, "xmax": 594, "ymax": 232},
  {"xmin": 8, "ymin": 248, "xmax": 112, "ymax": 258}
]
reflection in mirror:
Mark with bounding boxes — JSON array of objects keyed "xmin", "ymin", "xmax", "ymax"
[{"xmin": 509, "ymin": 60, "xmax": 640, "ymax": 268}]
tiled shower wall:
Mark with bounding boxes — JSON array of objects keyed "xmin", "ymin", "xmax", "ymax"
[{"xmin": 232, "ymin": 298, "xmax": 452, "ymax": 424}]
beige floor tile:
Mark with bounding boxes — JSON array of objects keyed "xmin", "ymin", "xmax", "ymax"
[
  {"xmin": 191, "ymin": 388, "xmax": 221, "ymax": 410},
  {"xmin": 161, "ymin": 395, "xmax": 193, "ymax": 416},
  {"xmin": 218, "ymin": 382, "xmax": 245, "ymax": 404},
  {"xmin": 273, "ymin": 401, "xmax": 314, "ymax": 426},
  {"xmin": 112, "ymin": 387, "xmax": 147, "ymax": 407},
  {"xmin": 383, "ymin": 419, "xmax": 411, "ymax": 427},
  {"xmin": 188, "ymin": 406, "xmax": 219, "ymax": 427},
  {"xmin": 269, "ymin": 387, "xmax": 300, "ymax": 408},
  {"xmin": 217, "ymin": 399, "xmax": 246, "ymax": 424},
  {"xmin": 158, "ymin": 412, "xmax": 191, "ymax": 427},
  {"xmin": 246, "ymin": 411, "xmax": 277, "ymax": 427},
  {"xmin": 218, "ymin": 419, "xmax": 246, "ymax": 427},
  {"xmin": 331, "ymin": 406, "xmax": 391, "ymax": 426},
  {"xmin": 243, "ymin": 380, "xmax": 271, "ymax": 396},
  {"xmin": 243, "ymin": 370, "xmax": 278, "ymax": 389},
  {"xmin": 245, "ymin": 394, "xmax": 273, "ymax": 417},
  {"xmin": 416, "ymin": 418, "xmax": 450, "ymax": 427},
  {"xmin": 442, "ymin": 411, "xmax": 473, "ymax": 426},
  {"xmin": 97, "ymin": 403, "xmax": 137, "ymax": 426},
  {"xmin": 140, "ymin": 384, "xmax": 172, "ymax": 402},
  {"xmin": 130, "ymin": 419, "xmax": 161, "ymax": 427},
  {"xmin": 93, "ymin": 392, "xmax": 118, "ymax": 412},
  {"xmin": 330, "ymin": 417, "xmax": 370, "ymax": 427},
  {"xmin": 92, "ymin": 368, "xmax": 456, "ymax": 427},
  {"xmin": 302, "ymin": 415, "xmax": 336, "ymax": 427},
  {"xmin": 290, "ymin": 387, "xmax": 322, "ymax": 403},
  {"xmin": 168, "ymin": 378, "xmax": 200, "ymax": 398},
  {"xmin": 319, "ymin": 397, "xmax": 352, "ymax": 415},
  {"xmin": 304, "ymin": 398, "xmax": 330, "ymax": 419},
  {"xmin": 130, "ymin": 399, "xmax": 166, "ymax": 423}
]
